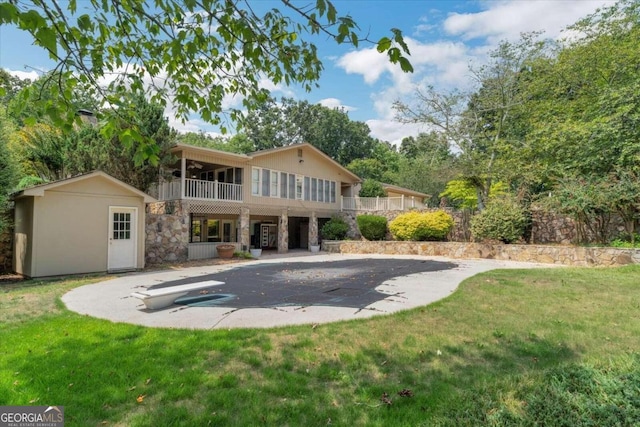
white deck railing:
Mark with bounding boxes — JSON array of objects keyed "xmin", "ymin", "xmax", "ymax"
[
  {"xmin": 340, "ymin": 195, "xmax": 425, "ymax": 211},
  {"xmin": 150, "ymin": 179, "xmax": 243, "ymax": 202}
]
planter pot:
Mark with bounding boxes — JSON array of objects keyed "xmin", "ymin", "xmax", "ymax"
[
  {"xmin": 309, "ymin": 245, "xmax": 320, "ymax": 253},
  {"xmin": 250, "ymin": 248, "xmax": 262, "ymax": 258},
  {"xmin": 216, "ymin": 244, "xmax": 235, "ymax": 259}
]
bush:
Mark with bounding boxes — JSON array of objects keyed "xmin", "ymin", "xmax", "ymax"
[
  {"xmin": 359, "ymin": 179, "xmax": 386, "ymax": 197},
  {"xmin": 388, "ymin": 210, "xmax": 454, "ymax": 241},
  {"xmin": 320, "ymin": 216, "xmax": 349, "ymax": 240},
  {"xmin": 470, "ymin": 196, "xmax": 528, "ymax": 243},
  {"xmin": 356, "ymin": 215, "xmax": 387, "ymax": 240}
]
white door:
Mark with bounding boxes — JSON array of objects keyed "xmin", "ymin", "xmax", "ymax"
[{"xmin": 108, "ymin": 207, "xmax": 138, "ymax": 271}]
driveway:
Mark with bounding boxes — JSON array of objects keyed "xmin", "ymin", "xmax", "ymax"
[{"xmin": 62, "ymin": 253, "xmax": 552, "ymax": 329}]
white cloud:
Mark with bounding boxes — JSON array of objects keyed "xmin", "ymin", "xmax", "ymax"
[
  {"xmin": 336, "ymin": 47, "xmax": 391, "ymax": 85},
  {"xmin": 366, "ymin": 119, "xmax": 424, "ymax": 146},
  {"xmin": 318, "ymin": 98, "xmax": 356, "ymax": 112},
  {"xmin": 443, "ymin": 0, "xmax": 612, "ymax": 44},
  {"xmin": 7, "ymin": 69, "xmax": 40, "ymax": 81}
]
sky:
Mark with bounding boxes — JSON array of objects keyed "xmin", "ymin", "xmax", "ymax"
[{"xmin": 0, "ymin": 0, "xmax": 616, "ymax": 146}]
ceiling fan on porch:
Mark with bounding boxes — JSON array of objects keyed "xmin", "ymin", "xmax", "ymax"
[{"xmin": 187, "ymin": 161, "xmax": 203, "ymax": 170}]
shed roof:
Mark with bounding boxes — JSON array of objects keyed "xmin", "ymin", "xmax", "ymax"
[{"xmin": 13, "ymin": 170, "xmax": 156, "ymax": 203}]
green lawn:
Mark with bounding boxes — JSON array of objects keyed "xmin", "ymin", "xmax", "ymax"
[{"xmin": 1, "ymin": 266, "xmax": 639, "ymax": 426}]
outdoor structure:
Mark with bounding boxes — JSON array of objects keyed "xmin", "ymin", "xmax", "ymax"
[
  {"xmin": 13, "ymin": 171, "xmax": 154, "ymax": 278},
  {"xmin": 341, "ymin": 183, "xmax": 428, "ymax": 211},
  {"xmin": 147, "ymin": 142, "xmax": 364, "ymax": 262}
]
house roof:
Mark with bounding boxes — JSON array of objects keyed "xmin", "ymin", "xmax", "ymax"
[
  {"xmin": 382, "ymin": 183, "xmax": 430, "ymax": 199},
  {"xmin": 13, "ymin": 170, "xmax": 156, "ymax": 203},
  {"xmin": 250, "ymin": 143, "xmax": 361, "ymax": 182},
  {"xmin": 174, "ymin": 142, "xmax": 362, "ymax": 183},
  {"xmin": 171, "ymin": 143, "xmax": 251, "ymax": 162}
]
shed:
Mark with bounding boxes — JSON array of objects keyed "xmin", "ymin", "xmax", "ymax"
[{"xmin": 13, "ymin": 171, "xmax": 155, "ymax": 278}]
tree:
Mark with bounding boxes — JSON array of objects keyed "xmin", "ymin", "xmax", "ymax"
[
  {"xmin": 14, "ymin": 95, "xmax": 177, "ymax": 192},
  {"xmin": 395, "ymin": 33, "xmax": 548, "ymax": 210},
  {"xmin": 0, "ymin": 107, "xmax": 19, "ymax": 234},
  {"xmin": 243, "ymin": 96, "xmax": 377, "ymax": 164},
  {"xmin": 0, "ymin": 0, "xmax": 412, "ymax": 163},
  {"xmin": 359, "ymin": 179, "xmax": 386, "ymax": 197}
]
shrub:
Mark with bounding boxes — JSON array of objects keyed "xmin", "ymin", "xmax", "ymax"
[
  {"xmin": 388, "ymin": 210, "xmax": 454, "ymax": 241},
  {"xmin": 356, "ymin": 215, "xmax": 387, "ymax": 240},
  {"xmin": 359, "ymin": 179, "xmax": 386, "ymax": 197},
  {"xmin": 470, "ymin": 196, "xmax": 528, "ymax": 243},
  {"xmin": 320, "ymin": 216, "xmax": 349, "ymax": 240}
]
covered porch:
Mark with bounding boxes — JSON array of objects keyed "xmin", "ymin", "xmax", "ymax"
[{"xmin": 149, "ymin": 144, "xmax": 249, "ymax": 202}]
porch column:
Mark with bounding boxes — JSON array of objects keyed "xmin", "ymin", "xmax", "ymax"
[
  {"xmin": 240, "ymin": 207, "xmax": 250, "ymax": 251},
  {"xmin": 309, "ymin": 211, "xmax": 318, "ymax": 247},
  {"xmin": 180, "ymin": 155, "xmax": 186, "ymax": 199},
  {"xmin": 278, "ymin": 209, "xmax": 289, "ymax": 254}
]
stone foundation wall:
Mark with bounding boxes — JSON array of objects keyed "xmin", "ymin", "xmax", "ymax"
[
  {"xmin": 145, "ymin": 200, "xmax": 190, "ymax": 264},
  {"xmin": 322, "ymin": 240, "xmax": 640, "ymax": 267}
]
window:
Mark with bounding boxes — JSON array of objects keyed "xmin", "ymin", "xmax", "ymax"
[
  {"xmin": 311, "ymin": 178, "xmax": 317, "ymax": 202},
  {"xmin": 113, "ymin": 212, "xmax": 131, "ymax": 240},
  {"xmin": 234, "ymin": 168, "xmax": 242, "ymax": 184},
  {"xmin": 270, "ymin": 171, "xmax": 279, "ymax": 197},
  {"xmin": 296, "ymin": 175, "xmax": 303, "ymax": 200},
  {"xmin": 280, "ymin": 172, "xmax": 288, "ymax": 198},
  {"xmin": 325, "ymin": 180, "xmax": 330, "ymax": 202},
  {"xmin": 288, "ymin": 173, "xmax": 295, "ymax": 199},
  {"xmin": 304, "ymin": 177, "xmax": 310, "ymax": 201},
  {"xmin": 207, "ymin": 219, "xmax": 220, "ymax": 240},
  {"xmin": 318, "ymin": 179, "xmax": 324, "ymax": 202},
  {"xmin": 251, "ymin": 168, "xmax": 260, "ymax": 196},
  {"xmin": 262, "ymin": 168, "xmax": 270, "ymax": 196},
  {"xmin": 330, "ymin": 181, "xmax": 336, "ymax": 203},
  {"xmin": 191, "ymin": 216, "xmax": 205, "ymax": 242}
]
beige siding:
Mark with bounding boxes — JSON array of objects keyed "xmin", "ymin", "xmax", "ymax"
[
  {"xmin": 244, "ymin": 146, "xmax": 358, "ymax": 210},
  {"xmin": 13, "ymin": 197, "xmax": 34, "ymax": 276},
  {"xmin": 18, "ymin": 175, "xmax": 147, "ymax": 277}
]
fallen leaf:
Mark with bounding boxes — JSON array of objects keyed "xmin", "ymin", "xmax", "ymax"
[
  {"xmin": 398, "ymin": 388, "xmax": 413, "ymax": 397},
  {"xmin": 145, "ymin": 378, "xmax": 152, "ymax": 385},
  {"xmin": 380, "ymin": 392, "xmax": 392, "ymax": 406},
  {"xmin": 136, "ymin": 394, "xmax": 146, "ymax": 403},
  {"xmin": 128, "ymin": 386, "xmax": 136, "ymax": 391}
]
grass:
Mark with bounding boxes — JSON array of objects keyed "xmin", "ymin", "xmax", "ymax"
[{"xmin": 1, "ymin": 266, "xmax": 639, "ymax": 426}]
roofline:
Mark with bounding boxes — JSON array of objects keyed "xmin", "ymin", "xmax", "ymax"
[
  {"xmin": 381, "ymin": 183, "xmax": 430, "ymax": 198},
  {"xmin": 251, "ymin": 143, "xmax": 361, "ymax": 182},
  {"xmin": 14, "ymin": 171, "xmax": 156, "ymax": 203},
  {"xmin": 171, "ymin": 143, "xmax": 251, "ymax": 162}
]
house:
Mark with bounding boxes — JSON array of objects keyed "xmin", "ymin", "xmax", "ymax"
[
  {"xmin": 146, "ymin": 142, "xmax": 362, "ymax": 262},
  {"xmin": 13, "ymin": 171, "xmax": 155, "ymax": 278}
]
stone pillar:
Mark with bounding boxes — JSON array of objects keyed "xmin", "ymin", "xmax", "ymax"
[
  {"xmin": 240, "ymin": 207, "xmax": 250, "ymax": 251},
  {"xmin": 278, "ymin": 209, "xmax": 289, "ymax": 254},
  {"xmin": 309, "ymin": 211, "xmax": 318, "ymax": 247}
]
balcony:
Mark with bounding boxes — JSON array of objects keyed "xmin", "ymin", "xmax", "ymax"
[
  {"xmin": 340, "ymin": 196, "xmax": 425, "ymax": 211},
  {"xmin": 151, "ymin": 179, "xmax": 243, "ymax": 202}
]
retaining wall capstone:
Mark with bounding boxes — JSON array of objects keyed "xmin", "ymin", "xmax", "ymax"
[{"xmin": 322, "ymin": 240, "xmax": 640, "ymax": 267}]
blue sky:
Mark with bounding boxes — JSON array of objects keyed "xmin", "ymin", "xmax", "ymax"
[{"xmin": 0, "ymin": 0, "xmax": 615, "ymax": 145}]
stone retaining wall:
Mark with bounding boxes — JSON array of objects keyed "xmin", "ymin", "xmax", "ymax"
[{"xmin": 322, "ymin": 240, "xmax": 640, "ymax": 267}]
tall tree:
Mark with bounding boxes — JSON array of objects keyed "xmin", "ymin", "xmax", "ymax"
[
  {"xmin": 0, "ymin": 107, "xmax": 19, "ymax": 234},
  {"xmin": 395, "ymin": 33, "xmax": 549, "ymax": 209},
  {"xmin": 242, "ymin": 96, "xmax": 377, "ymax": 165},
  {"xmin": 0, "ymin": 0, "xmax": 411, "ymax": 162}
]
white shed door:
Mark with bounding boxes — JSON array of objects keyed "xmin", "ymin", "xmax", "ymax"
[{"xmin": 108, "ymin": 207, "xmax": 138, "ymax": 271}]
